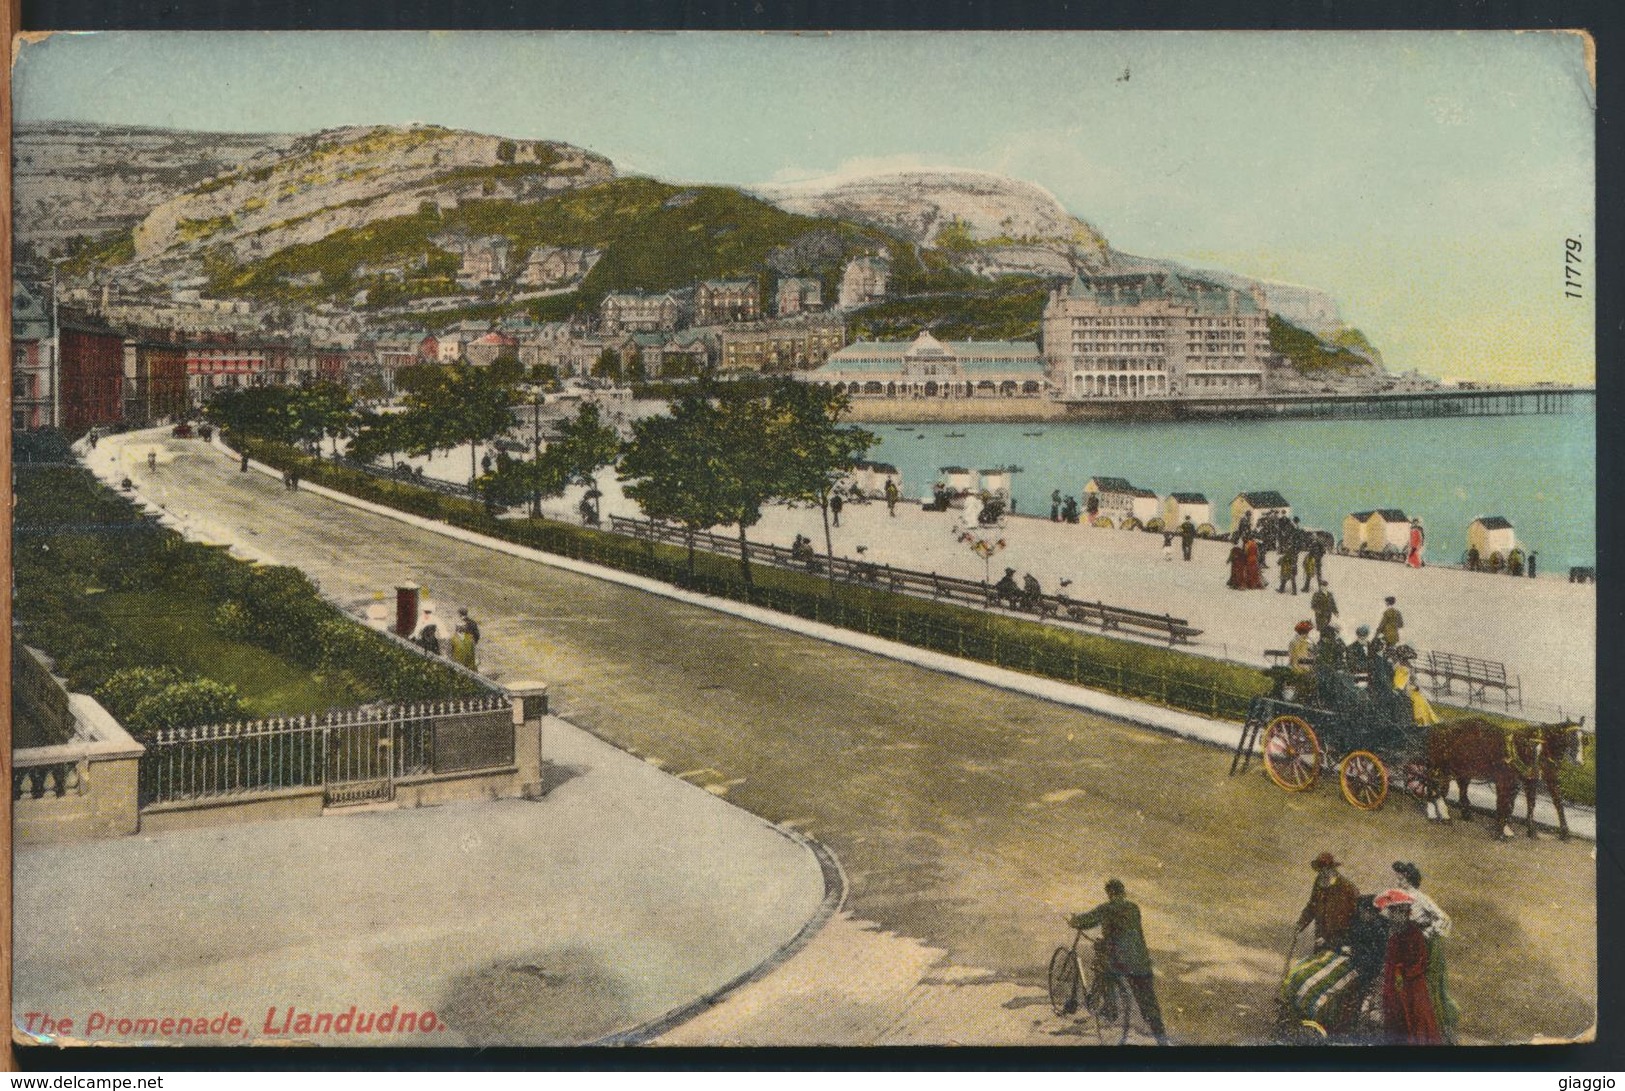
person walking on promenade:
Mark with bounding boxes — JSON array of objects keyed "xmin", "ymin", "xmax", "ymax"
[
  {"xmin": 148, "ymin": 451, "xmax": 158, "ymax": 472},
  {"xmin": 1390, "ymin": 861, "xmax": 1458, "ymax": 1041},
  {"xmin": 1243, "ymin": 537, "xmax": 1265, "ymax": 589},
  {"xmin": 1309, "ymin": 534, "xmax": 1328, "ymax": 589},
  {"xmin": 240, "ymin": 452, "xmax": 250, "ymax": 473},
  {"xmin": 1377, "ymin": 596, "xmax": 1404, "ymax": 648},
  {"xmin": 1069, "ymin": 879, "xmax": 1170, "ymax": 1045},
  {"xmin": 1375, "ymin": 890, "xmax": 1443, "ymax": 1044},
  {"xmin": 1311, "ymin": 583, "xmax": 1339, "ymax": 635},
  {"xmin": 1162, "ymin": 532, "xmax": 1174, "ymax": 562},
  {"xmin": 1407, "ymin": 519, "xmax": 1426, "ymax": 569},
  {"xmin": 1277, "ymin": 538, "xmax": 1300, "ymax": 595},
  {"xmin": 1051, "ymin": 489, "xmax": 1063, "ymax": 522},
  {"xmin": 1062, "ymin": 495, "xmax": 1080, "ymax": 524},
  {"xmin": 415, "ymin": 609, "xmax": 442, "ymax": 656},
  {"xmin": 830, "ymin": 491, "xmax": 844, "ymax": 528},
  {"xmin": 1227, "ymin": 542, "xmax": 1246, "ymax": 589},
  {"xmin": 1296, "ymin": 852, "xmax": 1361, "ymax": 951},
  {"xmin": 456, "ymin": 606, "xmax": 481, "ymax": 647},
  {"xmin": 1235, "ymin": 508, "xmax": 1253, "ymax": 545},
  {"xmin": 1507, "ymin": 547, "xmax": 1525, "ymax": 577},
  {"xmin": 1179, "ymin": 517, "xmax": 1196, "ymax": 561},
  {"xmin": 885, "ymin": 478, "xmax": 900, "ymax": 517}
]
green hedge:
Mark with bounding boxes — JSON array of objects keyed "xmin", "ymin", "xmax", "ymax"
[{"xmin": 13, "ymin": 466, "xmax": 483, "ymax": 738}]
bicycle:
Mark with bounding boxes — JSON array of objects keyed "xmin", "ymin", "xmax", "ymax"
[{"xmin": 1047, "ymin": 924, "xmax": 1134, "ymax": 1044}]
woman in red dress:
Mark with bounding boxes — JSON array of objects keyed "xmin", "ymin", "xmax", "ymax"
[
  {"xmin": 1244, "ymin": 537, "xmax": 1265, "ymax": 589},
  {"xmin": 1376, "ymin": 890, "xmax": 1443, "ymax": 1044},
  {"xmin": 1406, "ymin": 520, "xmax": 1425, "ymax": 568}
]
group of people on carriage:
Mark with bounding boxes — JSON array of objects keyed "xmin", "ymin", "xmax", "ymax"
[
  {"xmin": 1280, "ymin": 855, "xmax": 1457, "ymax": 1044},
  {"xmin": 1279, "ymin": 596, "xmax": 1435, "ymax": 730}
]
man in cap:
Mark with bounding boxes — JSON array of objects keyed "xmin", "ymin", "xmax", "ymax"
[
  {"xmin": 1296, "ymin": 852, "xmax": 1361, "ymax": 951},
  {"xmin": 1070, "ymin": 879, "xmax": 1169, "ymax": 1044}
]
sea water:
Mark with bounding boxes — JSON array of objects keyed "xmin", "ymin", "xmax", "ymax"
[{"xmin": 867, "ymin": 401, "xmax": 1596, "ymax": 574}]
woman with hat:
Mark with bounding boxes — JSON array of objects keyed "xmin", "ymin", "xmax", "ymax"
[
  {"xmin": 1392, "ymin": 862, "xmax": 1458, "ymax": 1041},
  {"xmin": 1374, "ymin": 889, "xmax": 1443, "ymax": 1044}
]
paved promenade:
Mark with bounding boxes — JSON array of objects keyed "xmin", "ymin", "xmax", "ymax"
[
  {"xmin": 13, "ymin": 710, "xmax": 831, "ymax": 1047},
  {"xmin": 534, "ymin": 472, "xmax": 1595, "ymax": 725}
]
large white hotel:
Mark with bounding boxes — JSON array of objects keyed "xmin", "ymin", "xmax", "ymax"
[{"xmin": 1041, "ymin": 273, "xmax": 1273, "ymax": 399}]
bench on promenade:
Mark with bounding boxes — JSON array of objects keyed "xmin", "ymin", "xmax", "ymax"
[
  {"xmin": 1053, "ymin": 597, "xmax": 1202, "ymax": 646},
  {"xmin": 602, "ymin": 513, "xmax": 1202, "ymax": 646},
  {"xmin": 1417, "ymin": 649, "xmax": 1522, "ymax": 710}
]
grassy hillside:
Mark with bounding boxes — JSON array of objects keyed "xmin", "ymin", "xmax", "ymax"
[
  {"xmin": 1268, "ymin": 314, "xmax": 1379, "ymax": 376},
  {"xmin": 210, "ymin": 178, "xmax": 900, "ymax": 311}
]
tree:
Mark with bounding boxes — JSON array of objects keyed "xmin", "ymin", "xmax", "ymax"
[
  {"xmin": 349, "ymin": 409, "xmax": 417, "ymax": 473},
  {"xmin": 769, "ymin": 381, "xmax": 875, "ymax": 600},
  {"xmin": 294, "ymin": 381, "xmax": 357, "ymax": 457},
  {"xmin": 619, "ymin": 378, "xmax": 871, "ymax": 588},
  {"xmin": 398, "ymin": 362, "xmax": 520, "ymax": 487},
  {"xmin": 496, "ymin": 140, "xmax": 517, "ymax": 163},
  {"xmin": 592, "ymin": 348, "xmax": 623, "ymax": 383}
]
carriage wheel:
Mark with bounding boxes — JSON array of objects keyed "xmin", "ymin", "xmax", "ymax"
[
  {"xmin": 1048, "ymin": 946, "xmax": 1084, "ymax": 1016},
  {"xmin": 1262, "ymin": 716, "xmax": 1321, "ymax": 792},
  {"xmin": 1338, "ymin": 750, "xmax": 1389, "ymax": 810}
]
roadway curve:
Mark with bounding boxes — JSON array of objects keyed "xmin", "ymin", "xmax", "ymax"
[{"xmin": 100, "ymin": 432, "xmax": 1595, "ymax": 1046}]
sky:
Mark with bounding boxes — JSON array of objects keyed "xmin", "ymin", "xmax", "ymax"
[{"xmin": 12, "ymin": 31, "xmax": 1596, "ymax": 384}]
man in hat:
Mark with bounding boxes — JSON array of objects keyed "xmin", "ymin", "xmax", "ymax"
[
  {"xmin": 1069, "ymin": 879, "xmax": 1169, "ymax": 1044},
  {"xmin": 993, "ymin": 567, "xmax": 1020, "ymax": 609},
  {"xmin": 1376, "ymin": 890, "xmax": 1443, "ymax": 1044},
  {"xmin": 1297, "ymin": 853, "xmax": 1361, "ymax": 951},
  {"xmin": 1310, "ymin": 583, "xmax": 1339, "ymax": 635},
  {"xmin": 1377, "ymin": 596, "xmax": 1404, "ymax": 648},
  {"xmin": 1346, "ymin": 625, "xmax": 1374, "ymax": 677}
]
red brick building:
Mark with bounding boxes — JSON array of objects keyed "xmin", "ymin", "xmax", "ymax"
[
  {"xmin": 57, "ymin": 314, "xmax": 127, "ymax": 434},
  {"xmin": 123, "ymin": 336, "xmax": 190, "ymax": 425}
]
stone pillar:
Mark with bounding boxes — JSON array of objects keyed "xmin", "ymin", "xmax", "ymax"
[{"xmin": 506, "ymin": 682, "xmax": 549, "ymax": 799}]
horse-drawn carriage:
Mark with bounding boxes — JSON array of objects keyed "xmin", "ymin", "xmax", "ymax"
[{"xmin": 1230, "ymin": 654, "xmax": 1431, "ymax": 810}]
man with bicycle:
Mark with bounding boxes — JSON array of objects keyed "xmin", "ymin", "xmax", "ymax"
[{"xmin": 1069, "ymin": 878, "xmax": 1170, "ymax": 1045}]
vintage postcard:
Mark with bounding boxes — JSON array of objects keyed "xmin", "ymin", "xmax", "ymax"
[{"xmin": 8, "ymin": 30, "xmax": 1596, "ymax": 1052}]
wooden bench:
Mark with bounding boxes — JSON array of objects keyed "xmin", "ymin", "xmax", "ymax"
[
  {"xmin": 1418, "ymin": 649, "xmax": 1522, "ymax": 709},
  {"xmin": 1054, "ymin": 597, "xmax": 1203, "ymax": 646}
]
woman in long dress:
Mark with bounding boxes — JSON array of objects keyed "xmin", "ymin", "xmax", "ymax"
[
  {"xmin": 1243, "ymin": 537, "xmax": 1265, "ymax": 589},
  {"xmin": 1407, "ymin": 520, "xmax": 1426, "ymax": 568},
  {"xmin": 1227, "ymin": 544, "xmax": 1246, "ymax": 588},
  {"xmin": 1391, "ymin": 862, "xmax": 1458, "ymax": 1041},
  {"xmin": 1376, "ymin": 891, "xmax": 1443, "ymax": 1044}
]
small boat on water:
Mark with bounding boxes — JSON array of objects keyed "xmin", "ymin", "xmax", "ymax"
[
  {"xmin": 945, "ymin": 431, "xmax": 966, "ymax": 438},
  {"xmin": 1022, "ymin": 430, "xmax": 1045, "ymax": 437},
  {"xmin": 895, "ymin": 426, "xmax": 915, "ymax": 431}
]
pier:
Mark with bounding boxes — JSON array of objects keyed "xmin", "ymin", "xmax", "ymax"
[{"xmin": 1060, "ymin": 385, "xmax": 1592, "ymax": 422}]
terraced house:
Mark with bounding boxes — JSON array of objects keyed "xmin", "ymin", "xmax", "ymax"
[{"xmin": 1042, "ymin": 273, "xmax": 1273, "ymax": 400}]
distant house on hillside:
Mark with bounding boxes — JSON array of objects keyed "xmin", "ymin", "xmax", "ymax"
[
  {"xmin": 1230, "ymin": 490, "xmax": 1292, "ymax": 532},
  {"xmin": 518, "ymin": 246, "xmax": 601, "ymax": 288},
  {"xmin": 837, "ymin": 255, "xmax": 890, "ymax": 308},
  {"xmin": 600, "ymin": 291, "xmax": 680, "ymax": 335},
  {"xmin": 776, "ymin": 277, "xmax": 823, "ymax": 317},
  {"xmin": 1342, "ymin": 509, "xmax": 1410, "ymax": 553},
  {"xmin": 466, "ymin": 331, "xmax": 519, "ymax": 368},
  {"xmin": 694, "ymin": 279, "xmax": 760, "ymax": 326}
]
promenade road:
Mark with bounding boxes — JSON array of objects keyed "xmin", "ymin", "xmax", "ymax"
[{"xmin": 66, "ymin": 431, "xmax": 1596, "ymax": 1046}]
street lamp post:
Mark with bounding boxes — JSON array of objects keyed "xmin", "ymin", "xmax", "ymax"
[{"xmin": 531, "ymin": 391, "xmax": 542, "ymax": 518}]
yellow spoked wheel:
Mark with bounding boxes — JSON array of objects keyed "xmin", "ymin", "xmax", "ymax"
[
  {"xmin": 1338, "ymin": 750, "xmax": 1390, "ymax": 810},
  {"xmin": 1262, "ymin": 716, "xmax": 1321, "ymax": 792}
]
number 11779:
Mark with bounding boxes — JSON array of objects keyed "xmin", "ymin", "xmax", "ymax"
[{"xmin": 1565, "ymin": 238, "xmax": 1583, "ymax": 298}]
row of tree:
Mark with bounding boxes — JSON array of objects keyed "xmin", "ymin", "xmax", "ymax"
[{"xmin": 208, "ymin": 365, "xmax": 875, "ymax": 592}]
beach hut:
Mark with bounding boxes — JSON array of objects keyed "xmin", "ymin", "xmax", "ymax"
[
  {"xmin": 1130, "ymin": 488, "xmax": 1160, "ymax": 525},
  {"xmin": 938, "ymin": 466, "xmax": 977, "ymax": 506},
  {"xmin": 1342, "ymin": 509, "xmax": 1409, "ymax": 552},
  {"xmin": 979, "ymin": 467, "xmax": 1015, "ymax": 502},
  {"xmin": 1468, "ymin": 516, "xmax": 1516, "ymax": 559},
  {"xmin": 1231, "ymin": 491, "xmax": 1292, "ymax": 533},
  {"xmin": 1084, "ymin": 476, "xmax": 1141, "ymax": 521},
  {"xmin": 848, "ymin": 460, "xmax": 902, "ymax": 498},
  {"xmin": 1162, "ymin": 492, "xmax": 1212, "ymax": 528}
]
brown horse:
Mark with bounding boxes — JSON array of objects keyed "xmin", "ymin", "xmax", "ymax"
[{"xmin": 1423, "ymin": 717, "xmax": 1585, "ymax": 839}]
